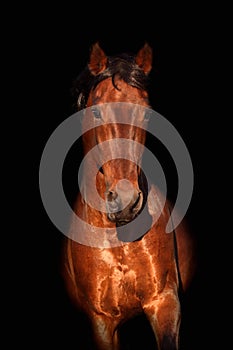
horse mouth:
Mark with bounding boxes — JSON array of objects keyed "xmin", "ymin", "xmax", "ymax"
[
  {"xmin": 130, "ymin": 191, "xmax": 142, "ymax": 211},
  {"xmin": 107, "ymin": 192, "xmax": 143, "ymax": 225}
]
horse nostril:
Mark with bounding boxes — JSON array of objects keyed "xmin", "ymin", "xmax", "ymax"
[
  {"xmin": 107, "ymin": 190, "xmax": 118, "ymax": 202},
  {"xmin": 106, "ymin": 190, "xmax": 120, "ymax": 213}
]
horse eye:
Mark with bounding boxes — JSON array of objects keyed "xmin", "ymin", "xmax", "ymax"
[{"xmin": 91, "ymin": 108, "xmax": 102, "ymax": 119}]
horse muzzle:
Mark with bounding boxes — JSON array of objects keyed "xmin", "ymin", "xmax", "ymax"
[{"xmin": 106, "ymin": 179, "xmax": 143, "ymax": 225}]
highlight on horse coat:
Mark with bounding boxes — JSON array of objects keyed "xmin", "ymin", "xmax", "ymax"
[{"xmin": 62, "ymin": 42, "xmax": 197, "ymax": 350}]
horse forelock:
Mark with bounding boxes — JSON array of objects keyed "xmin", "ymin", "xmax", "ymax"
[{"xmin": 72, "ymin": 53, "xmax": 151, "ymax": 111}]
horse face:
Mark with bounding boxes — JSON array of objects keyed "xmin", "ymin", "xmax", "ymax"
[{"xmin": 83, "ymin": 99, "xmax": 151, "ymax": 225}]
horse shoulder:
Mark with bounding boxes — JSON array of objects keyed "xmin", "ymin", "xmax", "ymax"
[{"xmin": 147, "ymin": 184, "xmax": 197, "ymax": 292}]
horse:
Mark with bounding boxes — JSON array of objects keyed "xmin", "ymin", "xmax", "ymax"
[{"xmin": 61, "ymin": 42, "xmax": 197, "ymax": 349}]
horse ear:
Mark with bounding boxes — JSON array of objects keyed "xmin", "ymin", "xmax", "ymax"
[
  {"xmin": 88, "ymin": 42, "xmax": 108, "ymax": 75},
  {"xmin": 135, "ymin": 43, "xmax": 153, "ymax": 74}
]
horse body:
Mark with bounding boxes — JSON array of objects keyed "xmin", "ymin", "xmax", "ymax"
[{"xmin": 62, "ymin": 43, "xmax": 196, "ymax": 349}]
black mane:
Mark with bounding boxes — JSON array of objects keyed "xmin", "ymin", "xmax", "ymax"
[{"xmin": 72, "ymin": 53, "xmax": 151, "ymax": 111}]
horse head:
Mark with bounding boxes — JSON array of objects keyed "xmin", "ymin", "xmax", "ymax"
[{"xmin": 78, "ymin": 42, "xmax": 153, "ymax": 226}]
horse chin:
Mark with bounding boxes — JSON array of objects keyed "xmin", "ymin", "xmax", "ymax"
[
  {"xmin": 116, "ymin": 219, "xmax": 132, "ymax": 227},
  {"xmin": 107, "ymin": 212, "xmax": 138, "ymax": 226},
  {"xmin": 107, "ymin": 213, "xmax": 131, "ymax": 225}
]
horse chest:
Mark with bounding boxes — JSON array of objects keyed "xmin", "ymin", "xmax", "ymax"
[{"xmin": 78, "ymin": 247, "xmax": 162, "ymax": 315}]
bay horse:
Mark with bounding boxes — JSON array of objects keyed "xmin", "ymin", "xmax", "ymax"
[{"xmin": 62, "ymin": 42, "xmax": 196, "ymax": 349}]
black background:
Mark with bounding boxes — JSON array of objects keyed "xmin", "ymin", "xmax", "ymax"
[{"xmin": 29, "ymin": 5, "xmax": 218, "ymax": 349}]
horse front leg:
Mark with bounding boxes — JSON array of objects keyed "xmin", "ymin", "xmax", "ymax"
[
  {"xmin": 143, "ymin": 292, "xmax": 181, "ymax": 350},
  {"xmin": 90, "ymin": 314, "xmax": 120, "ymax": 350}
]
